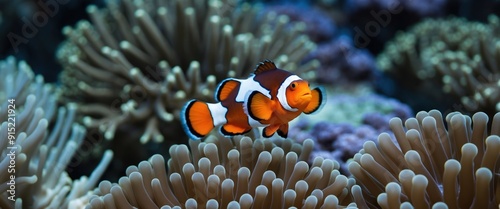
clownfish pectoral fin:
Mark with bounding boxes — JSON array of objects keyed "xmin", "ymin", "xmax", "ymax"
[
  {"xmin": 220, "ymin": 124, "xmax": 251, "ymax": 136},
  {"xmin": 245, "ymin": 91, "xmax": 273, "ymax": 122},
  {"xmin": 262, "ymin": 124, "xmax": 280, "ymax": 138},
  {"xmin": 303, "ymin": 87, "xmax": 326, "ymax": 114},
  {"xmin": 215, "ymin": 78, "xmax": 240, "ymax": 102},
  {"xmin": 276, "ymin": 123, "xmax": 289, "ymax": 138},
  {"xmin": 181, "ymin": 100, "xmax": 217, "ymax": 140}
]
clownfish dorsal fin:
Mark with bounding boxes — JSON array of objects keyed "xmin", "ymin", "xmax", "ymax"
[
  {"xmin": 215, "ymin": 78, "xmax": 240, "ymax": 102},
  {"xmin": 254, "ymin": 60, "xmax": 277, "ymax": 74}
]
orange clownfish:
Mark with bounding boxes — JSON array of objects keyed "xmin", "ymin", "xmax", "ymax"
[{"xmin": 181, "ymin": 60, "xmax": 325, "ymax": 140}]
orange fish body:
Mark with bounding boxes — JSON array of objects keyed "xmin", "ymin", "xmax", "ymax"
[{"xmin": 181, "ymin": 60, "xmax": 325, "ymax": 140}]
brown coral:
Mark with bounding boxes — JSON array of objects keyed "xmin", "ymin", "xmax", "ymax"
[
  {"xmin": 86, "ymin": 135, "xmax": 356, "ymax": 208},
  {"xmin": 57, "ymin": 0, "xmax": 318, "ymax": 143},
  {"xmin": 348, "ymin": 110, "xmax": 500, "ymax": 208}
]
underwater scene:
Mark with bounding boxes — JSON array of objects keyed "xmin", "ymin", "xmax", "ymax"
[{"xmin": 1, "ymin": 0, "xmax": 500, "ymax": 208}]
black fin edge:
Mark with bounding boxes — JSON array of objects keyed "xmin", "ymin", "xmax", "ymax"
[
  {"xmin": 304, "ymin": 87, "xmax": 326, "ymax": 114},
  {"xmin": 215, "ymin": 79, "xmax": 239, "ymax": 102},
  {"xmin": 276, "ymin": 129, "xmax": 287, "ymax": 138},
  {"xmin": 181, "ymin": 100, "xmax": 206, "ymax": 140},
  {"xmin": 220, "ymin": 126, "xmax": 251, "ymax": 136},
  {"xmin": 262, "ymin": 127, "xmax": 275, "ymax": 138},
  {"xmin": 246, "ymin": 91, "xmax": 264, "ymax": 122}
]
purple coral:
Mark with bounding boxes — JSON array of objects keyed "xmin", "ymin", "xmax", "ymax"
[
  {"xmin": 362, "ymin": 98, "xmax": 413, "ymax": 130},
  {"xmin": 307, "ymin": 123, "xmax": 385, "ymax": 174},
  {"xmin": 289, "ymin": 92, "xmax": 412, "ymax": 174},
  {"xmin": 313, "ymin": 122, "xmax": 355, "ymax": 146},
  {"xmin": 345, "ymin": 0, "xmax": 448, "ymax": 18},
  {"xmin": 345, "ymin": 0, "xmax": 451, "ymax": 53},
  {"xmin": 306, "ymin": 36, "xmax": 378, "ymax": 84},
  {"xmin": 267, "ymin": 4, "xmax": 377, "ymax": 83},
  {"xmin": 265, "ymin": 4, "xmax": 336, "ymax": 42}
]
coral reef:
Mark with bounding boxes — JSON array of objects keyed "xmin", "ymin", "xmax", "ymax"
[
  {"xmin": 305, "ymin": 35, "xmax": 379, "ymax": 85},
  {"xmin": 349, "ymin": 110, "xmax": 500, "ymax": 208},
  {"xmin": 345, "ymin": 0, "xmax": 449, "ymax": 17},
  {"xmin": 0, "ymin": 0, "xmax": 101, "ymax": 82},
  {"xmin": 0, "ymin": 57, "xmax": 113, "ymax": 209},
  {"xmin": 85, "ymin": 135, "xmax": 357, "ymax": 208},
  {"xmin": 377, "ymin": 15, "xmax": 500, "ymax": 115},
  {"xmin": 1, "ymin": 0, "xmax": 499, "ymax": 207},
  {"xmin": 57, "ymin": 0, "xmax": 319, "ymax": 143},
  {"xmin": 345, "ymin": 0, "xmax": 452, "ymax": 53},
  {"xmin": 289, "ymin": 90, "xmax": 412, "ymax": 174},
  {"xmin": 266, "ymin": 4, "xmax": 381, "ymax": 87},
  {"xmin": 265, "ymin": 4, "xmax": 336, "ymax": 42},
  {"xmin": 291, "ymin": 89, "xmax": 412, "ymax": 127}
]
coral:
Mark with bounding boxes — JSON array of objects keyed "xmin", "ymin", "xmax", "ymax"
[
  {"xmin": 0, "ymin": 57, "xmax": 113, "ymax": 208},
  {"xmin": 378, "ymin": 16, "xmax": 492, "ymax": 82},
  {"xmin": 85, "ymin": 134, "xmax": 357, "ymax": 208},
  {"xmin": 430, "ymin": 16, "xmax": 500, "ymax": 114},
  {"xmin": 265, "ymin": 4, "xmax": 336, "ymax": 43},
  {"xmin": 57, "ymin": 0, "xmax": 319, "ymax": 143},
  {"xmin": 305, "ymin": 122, "xmax": 383, "ymax": 174},
  {"xmin": 288, "ymin": 90, "xmax": 412, "ymax": 174},
  {"xmin": 305, "ymin": 35, "xmax": 379, "ymax": 85},
  {"xmin": 348, "ymin": 110, "xmax": 500, "ymax": 208},
  {"xmin": 0, "ymin": 0, "xmax": 100, "ymax": 82},
  {"xmin": 345, "ymin": 0, "xmax": 449, "ymax": 17},
  {"xmin": 377, "ymin": 16, "xmax": 500, "ymax": 115},
  {"xmin": 291, "ymin": 89, "xmax": 412, "ymax": 127},
  {"xmin": 345, "ymin": 0, "xmax": 451, "ymax": 53}
]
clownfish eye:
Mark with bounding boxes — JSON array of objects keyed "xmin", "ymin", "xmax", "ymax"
[{"xmin": 290, "ymin": 82, "xmax": 297, "ymax": 90}]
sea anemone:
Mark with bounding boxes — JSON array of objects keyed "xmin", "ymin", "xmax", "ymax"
[
  {"xmin": 0, "ymin": 57, "xmax": 113, "ymax": 208},
  {"xmin": 57, "ymin": 0, "xmax": 318, "ymax": 143},
  {"xmin": 377, "ymin": 16, "xmax": 500, "ymax": 115},
  {"xmin": 85, "ymin": 135, "xmax": 356, "ymax": 208},
  {"xmin": 349, "ymin": 110, "xmax": 500, "ymax": 208},
  {"xmin": 288, "ymin": 91, "xmax": 412, "ymax": 174}
]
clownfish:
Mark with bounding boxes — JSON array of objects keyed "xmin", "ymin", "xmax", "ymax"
[{"xmin": 181, "ymin": 60, "xmax": 325, "ymax": 140}]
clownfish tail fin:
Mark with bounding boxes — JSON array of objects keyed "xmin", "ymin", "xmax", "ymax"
[{"xmin": 181, "ymin": 100, "xmax": 226, "ymax": 140}]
